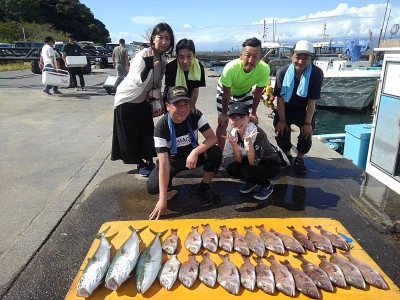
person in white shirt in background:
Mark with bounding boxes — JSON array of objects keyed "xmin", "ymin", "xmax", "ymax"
[{"xmin": 40, "ymin": 36, "xmax": 61, "ymax": 95}]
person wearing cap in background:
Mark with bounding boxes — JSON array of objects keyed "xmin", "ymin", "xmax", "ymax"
[
  {"xmin": 216, "ymin": 37, "xmax": 270, "ymax": 153},
  {"xmin": 223, "ymin": 102, "xmax": 282, "ymax": 200},
  {"xmin": 164, "ymin": 38, "xmax": 206, "ymax": 109},
  {"xmin": 273, "ymin": 40, "xmax": 323, "ymax": 174},
  {"xmin": 112, "ymin": 38, "xmax": 130, "ymax": 77},
  {"xmin": 61, "ymin": 34, "xmax": 86, "ymax": 91},
  {"xmin": 147, "ymin": 86, "xmax": 222, "ymax": 220},
  {"xmin": 40, "ymin": 36, "xmax": 62, "ymax": 95}
]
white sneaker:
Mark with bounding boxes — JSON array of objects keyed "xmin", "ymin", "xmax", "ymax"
[{"xmin": 75, "ymin": 87, "xmax": 79, "ymax": 91}]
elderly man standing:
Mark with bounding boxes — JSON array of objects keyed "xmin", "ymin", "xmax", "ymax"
[
  {"xmin": 273, "ymin": 40, "xmax": 323, "ymax": 174},
  {"xmin": 216, "ymin": 37, "xmax": 270, "ymax": 153},
  {"xmin": 112, "ymin": 38, "xmax": 130, "ymax": 77}
]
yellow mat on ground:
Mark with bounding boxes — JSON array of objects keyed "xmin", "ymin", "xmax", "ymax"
[{"xmin": 65, "ymin": 218, "xmax": 399, "ymax": 299}]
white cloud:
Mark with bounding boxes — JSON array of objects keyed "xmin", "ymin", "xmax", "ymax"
[{"xmin": 114, "ymin": 3, "xmax": 400, "ymax": 51}]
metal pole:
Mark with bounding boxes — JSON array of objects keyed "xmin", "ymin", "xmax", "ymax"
[
  {"xmin": 377, "ymin": 0, "xmax": 389, "ymax": 47},
  {"xmin": 22, "ymin": 27, "xmax": 26, "ymax": 41},
  {"xmin": 383, "ymin": 8, "xmax": 391, "ymax": 40}
]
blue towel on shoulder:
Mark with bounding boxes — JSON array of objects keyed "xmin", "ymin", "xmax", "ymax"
[{"xmin": 280, "ymin": 63, "xmax": 312, "ymax": 102}]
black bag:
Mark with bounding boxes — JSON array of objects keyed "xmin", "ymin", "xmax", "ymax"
[{"xmin": 103, "ymin": 75, "xmax": 123, "ymax": 94}]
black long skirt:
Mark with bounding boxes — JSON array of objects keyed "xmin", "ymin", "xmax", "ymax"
[{"xmin": 111, "ymin": 101, "xmax": 156, "ymax": 164}]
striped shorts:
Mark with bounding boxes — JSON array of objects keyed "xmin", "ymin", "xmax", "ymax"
[{"xmin": 216, "ymin": 83, "xmax": 254, "ymax": 115}]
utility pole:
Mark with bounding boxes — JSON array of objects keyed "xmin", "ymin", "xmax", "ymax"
[{"xmin": 22, "ymin": 27, "xmax": 26, "ymax": 41}]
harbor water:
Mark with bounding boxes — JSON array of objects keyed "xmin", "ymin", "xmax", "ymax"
[{"xmin": 206, "ymin": 63, "xmax": 373, "ymax": 135}]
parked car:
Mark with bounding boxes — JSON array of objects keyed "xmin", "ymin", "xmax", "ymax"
[
  {"xmin": 14, "ymin": 41, "xmax": 44, "ymax": 48},
  {"xmin": 95, "ymin": 46, "xmax": 106, "ymax": 51},
  {"xmin": 105, "ymin": 42, "xmax": 136, "ymax": 60},
  {"xmin": 0, "ymin": 43, "xmax": 14, "ymax": 48}
]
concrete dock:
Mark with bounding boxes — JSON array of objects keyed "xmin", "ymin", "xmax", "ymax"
[{"xmin": 0, "ymin": 66, "xmax": 399, "ymax": 299}]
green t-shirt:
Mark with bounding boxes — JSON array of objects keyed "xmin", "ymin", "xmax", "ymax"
[
  {"xmin": 61, "ymin": 43, "xmax": 83, "ymax": 56},
  {"xmin": 219, "ymin": 58, "xmax": 270, "ymax": 95}
]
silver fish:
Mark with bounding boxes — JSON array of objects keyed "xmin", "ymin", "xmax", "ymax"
[
  {"xmin": 239, "ymin": 255, "xmax": 256, "ymax": 291},
  {"xmin": 330, "ymin": 253, "xmax": 366, "ymax": 290},
  {"xmin": 218, "ymin": 225, "xmax": 233, "ymax": 252},
  {"xmin": 229, "ymin": 228, "xmax": 250, "ymax": 256},
  {"xmin": 162, "ymin": 228, "xmax": 179, "ymax": 255},
  {"xmin": 340, "ymin": 251, "xmax": 389, "ymax": 290},
  {"xmin": 77, "ymin": 226, "xmax": 112, "ymax": 297},
  {"xmin": 217, "ymin": 253, "xmax": 240, "ymax": 295},
  {"xmin": 135, "ymin": 229, "xmax": 167, "ymax": 294},
  {"xmin": 318, "ymin": 254, "xmax": 347, "ymax": 288},
  {"xmin": 253, "ymin": 256, "xmax": 275, "ymax": 294},
  {"xmin": 244, "ymin": 226, "xmax": 265, "ymax": 257},
  {"xmin": 179, "ymin": 254, "xmax": 199, "ymax": 288},
  {"xmin": 270, "ymin": 228, "xmax": 305, "ymax": 254},
  {"xmin": 199, "ymin": 252, "xmax": 217, "ymax": 288},
  {"xmin": 294, "ymin": 254, "xmax": 333, "ymax": 292},
  {"xmin": 105, "ymin": 225, "xmax": 148, "ymax": 290},
  {"xmin": 315, "ymin": 225, "xmax": 349, "ymax": 251},
  {"xmin": 287, "ymin": 226, "xmax": 315, "ymax": 251},
  {"xmin": 265, "ymin": 255, "xmax": 295, "ymax": 297},
  {"xmin": 303, "ymin": 225, "xmax": 333, "ymax": 254},
  {"xmin": 184, "ymin": 226, "xmax": 202, "ymax": 254},
  {"xmin": 158, "ymin": 254, "xmax": 181, "ymax": 290},
  {"xmin": 255, "ymin": 224, "xmax": 285, "ymax": 255},
  {"xmin": 281, "ymin": 259, "xmax": 320, "ymax": 299},
  {"xmin": 201, "ymin": 224, "xmax": 218, "ymax": 253}
]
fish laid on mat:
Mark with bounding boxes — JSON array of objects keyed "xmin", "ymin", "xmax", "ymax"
[
  {"xmin": 158, "ymin": 254, "xmax": 181, "ymax": 291},
  {"xmin": 162, "ymin": 228, "xmax": 179, "ymax": 255},
  {"xmin": 315, "ymin": 225, "xmax": 349, "ymax": 251},
  {"xmin": 330, "ymin": 253, "xmax": 366, "ymax": 290},
  {"xmin": 184, "ymin": 226, "xmax": 202, "ymax": 255},
  {"xmin": 318, "ymin": 255, "xmax": 347, "ymax": 288},
  {"xmin": 199, "ymin": 252, "xmax": 217, "ymax": 288},
  {"xmin": 270, "ymin": 228, "xmax": 305, "ymax": 254},
  {"xmin": 229, "ymin": 228, "xmax": 250, "ymax": 256},
  {"xmin": 303, "ymin": 225, "xmax": 333, "ymax": 254},
  {"xmin": 294, "ymin": 254, "xmax": 333, "ymax": 292},
  {"xmin": 239, "ymin": 255, "xmax": 256, "ymax": 291},
  {"xmin": 136, "ymin": 229, "xmax": 167, "ymax": 294},
  {"xmin": 105, "ymin": 225, "xmax": 148, "ymax": 290},
  {"xmin": 217, "ymin": 253, "xmax": 240, "ymax": 295},
  {"xmin": 255, "ymin": 224, "xmax": 285, "ymax": 255},
  {"xmin": 287, "ymin": 225, "xmax": 315, "ymax": 251},
  {"xmin": 179, "ymin": 254, "xmax": 199, "ymax": 288},
  {"xmin": 244, "ymin": 226, "xmax": 265, "ymax": 257},
  {"xmin": 340, "ymin": 251, "xmax": 389, "ymax": 290},
  {"xmin": 201, "ymin": 224, "xmax": 219, "ymax": 253},
  {"xmin": 265, "ymin": 255, "xmax": 295, "ymax": 297},
  {"xmin": 254, "ymin": 256, "xmax": 275, "ymax": 294},
  {"xmin": 219, "ymin": 225, "xmax": 234, "ymax": 252},
  {"xmin": 281, "ymin": 259, "xmax": 320, "ymax": 299},
  {"xmin": 77, "ymin": 226, "xmax": 112, "ymax": 297}
]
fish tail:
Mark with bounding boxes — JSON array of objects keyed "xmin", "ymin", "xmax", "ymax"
[
  {"xmin": 129, "ymin": 225, "xmax": 148, "ymax": 234},
  {"xmin": 315, "ymin": 225, "xmax": 322, "ymax": 230},
  {"xmin": 96, "ymin": 225, "xmax": 111, "ymax": 239},
  {"xmin": 150, "ymin": 228, "xmax": 168, "ymax": 237},
  {"xmin": 317, "ymin": 254, "xmax": 327, "ymax": 261}
]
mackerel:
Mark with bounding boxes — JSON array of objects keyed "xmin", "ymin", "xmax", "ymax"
[
  {"xmin": 105, "ymin": 225, "xmax": 148, "ymax": 290},
  {"xmin": 76, "ymin": 226, "xmax": 112, "ymax": 297},
  {"xmin": 135, "ymin": 229, "xmax": 167, "ymax": 294}
]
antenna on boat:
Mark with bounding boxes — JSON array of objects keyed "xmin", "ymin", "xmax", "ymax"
[
  {"xmin": 319, "ymin": 23, "xmax": 329, "ymax": 42},
  {"xmin": 377, "ymin": 0, "xmax": 389, "ymax": 47}
]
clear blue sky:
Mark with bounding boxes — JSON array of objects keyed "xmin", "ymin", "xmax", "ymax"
[{"xmin": 80, "ymin": 1, "xmax": 399, "ymax": 51}]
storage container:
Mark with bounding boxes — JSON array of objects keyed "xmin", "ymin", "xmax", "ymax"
[
  {"xmin": 42, "ymin": 68, "xmax": 70, "ymax": 87},
  {"xmin": 343, "ymin": 124, "xmax": 372, "ymax": 170},
  {"xmin": 66, "ymin": 56, "xmax": 87, "ymax": 67},
  {"xmin": 103, "ymin": 75, "xmax": 123, "ymax": 94}
]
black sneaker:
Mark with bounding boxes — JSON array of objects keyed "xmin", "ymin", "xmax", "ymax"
[
  {"xmin": 196, "ymin": 186, "xmax": 221, "ymax": 203},
  {"xmin": 294, "ymin": 157, "xmax": 307, "ymax": 174}
]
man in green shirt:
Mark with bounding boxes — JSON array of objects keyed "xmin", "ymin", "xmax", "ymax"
[
  {"xmin": 61, "ymin": 34, "xmax": 86, "ymax": 91},
  {"xmin": 112, "ymin": 39, "xmax": 130, "ymax": 77},
  {"xmin": 216, "ymin": 37, "xmax": 270, "ymax": 151}
]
